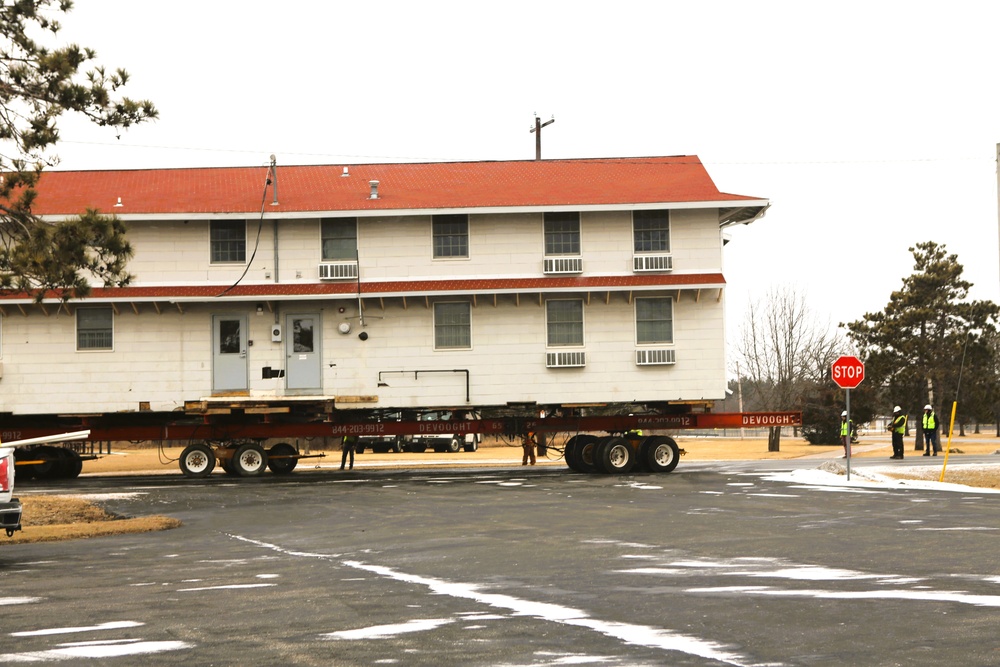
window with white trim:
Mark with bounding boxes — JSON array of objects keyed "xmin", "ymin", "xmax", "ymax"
[
  {"xmin": 321, "ymin": 218, "xmax": 358, "ymax": 260},
  {"xmin": 434, "ymin": 302, "xmax": 471, "ymax": 349},
  {"xmin": 633, "ymin": 210, "xmax": 670, "ymax": 252},
  {"xmin": 544, "ymin": 212, "xmax": 580, "ymax": 255},
  {"xmin": 210, "ymin": 220, "xmax": 246, "ymax": 263},
  {"xmin": 77, "ymin": 307, "xmax": 114, "ymax": 351},
  {"xmin": 635, "ymin": 297, "xmax": 673, "ymax": 344},
  {"xmin": 432, "ymin": 214, "xmax": 469, "ymax": 258},
  {"xmin": 546, "ymin": 299, "xmax": 584, "ymax": 346}
]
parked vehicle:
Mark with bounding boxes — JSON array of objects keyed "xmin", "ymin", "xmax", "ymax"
[{"xmin": 0, "ymin": 444, "xmax": 23, "ymax": 537}]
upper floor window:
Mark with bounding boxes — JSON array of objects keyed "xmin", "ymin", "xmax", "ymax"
[
  {"xmin": 635, "ymin": 297, "xmax": 673, "ymax": 344},
  {"xmin": 321, "ymin": 218, "xmax": 358, "ymax": 261},
  {"xmin": 77, "ymin": 307, "xmax": 113, "ymax": 351},
  {"xmin": 546, "ymin": 299, "xmax": 584, "ymax": 346},
  {"xmin": 544, "ymin": 212, "xmax": 580, "ymax": 255},
  {"xmin": 210, "ymin": 220, "xmax": 246, "ymax": 263},
  {"xmin": 434, "ymin": 302, "xmax": 471, "ymax": 349},
  {"xmin": 633, "ymin": 210, "xmax": 670, "ymax": 252},
  {"xmin": 432, "ymin": 214, "xmax": 469, "ymax": 258}
]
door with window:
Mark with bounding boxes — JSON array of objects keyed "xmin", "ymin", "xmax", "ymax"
[
  {"xmin": 212, "ymin": 315, "xmax": 248, "ymax": 392},
  {"xmin": 285, "ymin": 313, "xmax": 322, "ymax": 391}
]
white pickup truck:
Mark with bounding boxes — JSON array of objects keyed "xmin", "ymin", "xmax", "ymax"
[{"xmin": 1, "ymin": 444, "xmax": 23, "ymax": 537}]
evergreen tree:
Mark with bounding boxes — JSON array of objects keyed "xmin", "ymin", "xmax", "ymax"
[
  {"xmin": 0, "ymin": 1, "xmax": 157, "ymax": 297},
  {"xmin": 844, "ymin": 242, "xmax": 999, "ymax": 431}
]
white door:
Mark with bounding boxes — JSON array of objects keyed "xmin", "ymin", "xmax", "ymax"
[
  {"xmin": 285, "ymin": 313, "xmax": 321, "ymax": 391},
  {"xmin": 213, "ymin": 315, "xmax": 248, "ymax": 392}
]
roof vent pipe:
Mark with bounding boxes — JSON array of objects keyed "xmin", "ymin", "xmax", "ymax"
[
  {"xmin": 369, "ymin": 180, "xmax": 379, "ymax": 199},
  {"xmin": 342, "ymin": 166, "xmax": 350, "ymax": 177}
]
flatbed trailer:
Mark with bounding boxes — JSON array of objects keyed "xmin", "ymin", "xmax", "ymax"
[{"xmin": 2, "ymin": 405, "xmax": 801, "ymax": 479}]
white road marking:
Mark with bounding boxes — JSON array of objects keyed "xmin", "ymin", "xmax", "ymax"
[
  {"xmin": 323, "ymin": 618, "xmax": 454, "ymax": 640},
  {"xmin": 0, "ymin": 597, "xmax": 40, "ymax": 606},
  {"xmin": 230, "ymin": 534, "xmax": 750, "ymax": 666}
]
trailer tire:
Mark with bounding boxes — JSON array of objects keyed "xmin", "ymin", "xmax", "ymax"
[
  {"xmin": 463, "ymin": 439, "xmax": 478, "ymax": 453},
  {"xmin": 55, "ymin": 448, "xmax": 83, "ymax": 479},
  {"xmin": 13, "ymin": 448, "xmax": 36, "ymax": 481},
  {"xmin": 644, "ymin": 436, "xmax": 680, "ymax": 473},
  {"xmin": 392, "ymin": 438, "xmax": 405, "ymax": 453},
  {"xmin": 599, "ymin": 437, "xmax": 635, "ymax": 474},
  {"xmin": 577, "ymin": 436, "xmax": 600, "ymax": 473},
  {"xmin": 564, "ymin": 434, "xmax": 596, "ymax": 472},
  {"xmin": 446, "ymin": 438, "xmax": 462, "ymax": 453},
  {"xmin": 179, "ymin": 443, "xmax": 216, "ymax": 478},
  {"xmin": 232, "ymin": 443, "xmax": 268, "ymax": 477},
  {"xmin": 32, "ymin": 446, "xmax": 62, "ymax": 479},
  {"xmin": 267, "ymin": 443, "xmax": 298, "ymax": 475}
]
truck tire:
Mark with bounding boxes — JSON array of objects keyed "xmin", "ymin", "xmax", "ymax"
[
  {"xmin": 599, "ymin": 437, "xmax": 635, "ymax": 474},
  {"xmin": 267, "ymin": 443, "xmax": 298, "ymax": 474},
  {"xmin": 564, "ymin": 434, "xmax": 597, "ymax": 472},
  {"xmin": 55, "ymin": 448, "xmax": 83, "ymax": 479},
  {"xmin": 392, "ymin": 438, "xmax": 405, "ymax": 453},
  {"xmin": 447, "ymin": 438, "xmax": 462, "ymax": 453},
  {"xmin": 232, "ymin": 443, "xmax": 268, "ymax": 477},
  {"xmin": 644, "ymin": 436, "xmax": 680, "ymax": 473},
  {"xmin": 576, "ymin": 436, "xmax": 600, "ymax": 473},
  {"xmin": 463, "ymin": 439, "xmax": 478, "ymax": 453},
  {"xmin": 179, "ymin": 443, "xmax": 216, "ymax": 478}
]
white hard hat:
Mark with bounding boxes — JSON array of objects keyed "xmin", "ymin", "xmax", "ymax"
[
  {"xmin": 841, "ymin": 411, "xmax": 847, "ymax": 417},
  {"xmin": 924, "ymin": 404, "xmax": 932, "ymax": 410},
  {"xmin": 893, "ymin": 406, "xmax": 901, "ymax": 412}
]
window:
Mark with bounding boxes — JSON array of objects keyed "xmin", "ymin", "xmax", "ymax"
[
  {"xmin": 635, "ymin": 297, "xmax": 673, "ymax": 344},
  {"xmin": 77, "ymin": 307, "xmax": 113, "ymax": 350},
  {"xmin": 434, "ymin": 302, "xmax": 471, "ymax": 349},
  {"xmin": 544, "ymin": 212, "xmax": 580, "ymax": 255},
  {"xmin": 432, "ymin": 214, "xmax": 469, "ymax": 258},
  {"xmin": 633, "ymin": 210, "xmax": 670, "ymax": 252},
  {"xmin": 546, "ymin": 299, "xmax": 584, "ymax": 346},
  {"xmin": 210, "ymin": 220, "xmax": 246, "ymax": 263},
  {"xmin": 321, "ymin": 218, "xmax": 358, "ymax": 261}
]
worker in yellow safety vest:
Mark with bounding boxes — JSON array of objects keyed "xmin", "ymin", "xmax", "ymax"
[
  {"xmin": 922, "ymin": 404, "xmax": 940, "ymax": 456},
  {"xmin": 889, "ymin": 406, "xmax": 906, "ymax": 460}
]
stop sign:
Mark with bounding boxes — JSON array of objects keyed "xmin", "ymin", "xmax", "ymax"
[{"xmin": 831, "ymin": 355, "xmax": 865, "ymax": 389}]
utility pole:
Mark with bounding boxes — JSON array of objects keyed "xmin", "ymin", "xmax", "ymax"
[{"xmin": 530, "ymin": 113, "xmax": 555, "ymax": 160}]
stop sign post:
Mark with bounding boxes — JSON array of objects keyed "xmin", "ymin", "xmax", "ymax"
[{"xmin": 831, "ymin": 356, "xmax": 865, "ymax": 479}]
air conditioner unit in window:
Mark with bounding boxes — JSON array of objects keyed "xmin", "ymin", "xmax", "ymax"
[
  {"xmin": 319, "ymin": 262, "xmax": 359, "ymax": 280},
  {"xmin": 635, "ymin": 348, "xmax": 676, "ymax": 365},
  {"xmin": 543, "ymin": 257, "xmax": 583, "ymax": 274},
  {"xmin": 546, "ymin": 351, "xmax": 586, "ymax": 368},
  {"xmin": 633, "ymin": 255, "xmax": 673, "ymax": 272}
]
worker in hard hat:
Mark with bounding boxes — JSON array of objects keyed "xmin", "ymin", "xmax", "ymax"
[
  {"xmin": 922, "ymin": 404, "xmax": 940, "ymax": 456},
  {"xmin": 521, "ymin": 432, "xmax": 537, "ymax": 466},
  {"xmin": 839, "ymin": 411, "xmax": 852, "ymax": 458},
  {"xmin": 889, "ymin": 406, "xmax": 906, "ymax": 460}
]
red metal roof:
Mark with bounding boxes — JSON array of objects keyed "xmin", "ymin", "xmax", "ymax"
[
  {"xmin": 29, "ymin": 156, "xmax": 764, "ymax": 216},
  {"xmin": 0, "ymin": 274, "xmax": 725, "ymax": 303}
]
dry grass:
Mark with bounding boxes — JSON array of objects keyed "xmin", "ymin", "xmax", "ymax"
[
  {"xmin": 4, "ymin": 495, "xmax": 181, "ymax": 545},
  {"xmin": 6, "ymin": 434, "xmax": 997, "ymax": 546}
]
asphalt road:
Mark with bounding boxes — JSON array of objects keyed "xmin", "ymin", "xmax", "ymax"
[{"xmin": 2, "ymin": 458, "xmax": 999, "ymax": 666}]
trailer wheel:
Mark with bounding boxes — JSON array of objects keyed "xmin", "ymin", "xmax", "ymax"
[
  {"xmin": 599, "ymin": 437, "xmax": 635, "ymax": 474},
  {"xmin": 463, "ymin": 439, "xmax": 478, "ymax": 453},
  {"xmin": 232, "ymin": 443, "xmax": 268, "ymax": 477},
  {"xmin": 14, "ymin": 448, "xmax": 37, "ymax": 480},
  {"xmin": 31, "ymin": 446, "xmax": 62, "ymax": 479},
  {"xmin": 267, "ymin": 443, "xmax": 298, "ymax": 475},
  {"xmin": 564, "ymin": 435, "xmax": 595, "ymax": 472},
  {"xmin": 55, "ymin": 448, "xmax": 83, "ymax": 479},
  {"xmin": 392, "ymin": 438, "xmax": 405, "ymax": 453},
  {"xmin": 446, "ymin": 438, "xmax": 462, "ymax": 453},
  {"xmin": 179, "ymin": 443, "xmax": 216, "ymax": 478},
  {"xmin": 645, "ymin": 436, "xmax": 680, "ymax": 473},
  {"xmin": 577, "ymin": 437, "xmax": 600, "ymax": 474}
]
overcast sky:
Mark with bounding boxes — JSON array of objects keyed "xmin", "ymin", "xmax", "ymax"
[{"xmin": 47, "ymin": 1, "xmax": 1000, "ymax": 360}]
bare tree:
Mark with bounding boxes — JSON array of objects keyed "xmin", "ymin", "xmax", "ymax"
[{"xmin": 735, "ymin": 285, "xmax": 844, "ymax": 450}]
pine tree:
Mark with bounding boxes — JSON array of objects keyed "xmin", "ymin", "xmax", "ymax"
[
  {"xmin": 0, "ymin": 1, "xmax": 157, "ymax": 298},
  {"xmin": 844, "ymin": 242, "xmax": 999, "ymax": 435}
]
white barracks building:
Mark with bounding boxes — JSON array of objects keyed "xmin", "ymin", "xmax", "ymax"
[{"xmin": 4, "ymin": 157, "xmax": 767, "ymax": 417}]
